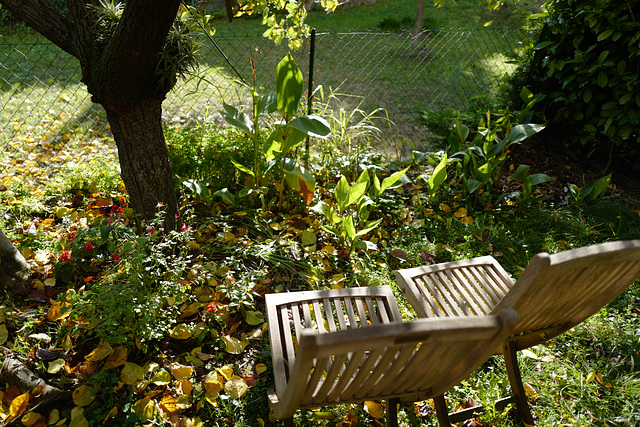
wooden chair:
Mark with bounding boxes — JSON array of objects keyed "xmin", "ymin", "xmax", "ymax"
[
  {"xmin": 265, "ymin": 285, "xmax": 518, "ymax": 426},
  {"xmin": 395, "ymin": 240, "xmax": 640, "ymax": 424}
]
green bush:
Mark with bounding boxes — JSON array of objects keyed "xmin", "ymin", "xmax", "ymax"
[
  {"xmin": 165, "ymin": 124, "xmax": 254, "ymax": 192},
  {"xmin": 532, "ymin": 0, "xmax": 640, "ymax": 164}
]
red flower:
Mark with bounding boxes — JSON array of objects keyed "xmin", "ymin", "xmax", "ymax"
[
  {"xmin": 112, "ymin": 254, "xmax": 121, "ymax": 262},
  {"xmin": 146, "ymin": 227, "xmax": 155, "ymax": 234},
  {"xmin": 83, "ymin": 242, "xmax": 94, "ymax": 252},
  {"xmin": 181, "ymin": 223, "xmax": 188, "ymax": 232},
  {"xmin": 59, "ymin": 250, "xmax": 71, "ymax": 262},
  {"xmin": 206, "ymin": 302, "xmax": 217, "ymax": 313}
]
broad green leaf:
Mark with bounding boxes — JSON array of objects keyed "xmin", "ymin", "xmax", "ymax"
[
  {"xmin": 48, "ymin": 358, "xmax": 66, "ymax": 374},
  {"xmin": 335, "ymin": 177, "xmax": 351, "ymax": 211},
  {"xmin": 343, "ymin": 215, "xmax": 356, "ymax": 240},
  {"xmin": 354, "ymin": 218, "xmax": 383, "ymax": 238},
  {"xmin": 301, "ymin": 230, "xmax": 317, "ymax": 246},
  {"xmin": 427, "ymin": 154, "xmax": 448, "ymax": 195},
  {"xmin": 510, "ymin": 164, "xmax": 530, "ymax": 182},
  {"xmin": 288, "ymin": 115, "xmax": 331, "ymax": 138},
  {"xmin": 264, "ymin": 131, "xmax": 283, "ymax": 162},
  {"xmin": 220, "ymin": 103, "xmax": 253, "ymax": 135},
  {"xmin": 214, "ymin": 188, "xmax": 235, "ymax": 205},
  {"xmin": 276, "ymin": 53, "xmax": 303, "ymax": 120},
  {"xmin": 284, "ymin": 163, "xmax": 316, "ymax": 191},
  {"xmin": 230, "ymin": 158, "xmax": 255, "ymax": 177},
  {"xmin": 257, "ymin": 92, "xmax": 277, "ymax": 115},
  {"xmin": 380, "ymin": 167, "xmax": 409, "ymax": 193},
  {"xmin": 597, "ymin": 71, "xmax": 608, "ymax": 88},
  {"xmin": 345, "ymin": 181, "xmax": 368, "ymax": 208},
  {"xmin": 529, "ymin": 173, "xmax": 554, "ymax": 186},
  {"xmin": 466, "ymin": 178, "xmax": 483, "ymax": 194}
]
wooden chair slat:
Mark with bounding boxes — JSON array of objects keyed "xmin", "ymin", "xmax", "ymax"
[
  {"xmin": 433, "ymin": 270, "xmax": 473, "ymax": 316},
  {"xmin": 365, "ymin": 297, "xmax": 380, "ymax": 325},
  {"xmin": 312, "ymin": 300, "xmax": 325, "ymax": 334},
  {"xmin": 354, "ymin": 297, "xmax": 370, "ymax": 327},
  {"xmin": 449, "ymin": 268, "xmax": 494, "ymax": 314},
  {"xmin": 323, "ymin": 298, "xmax": 338, "ymax": 332},
  {"xmin": 343, "ymin": 297, "xmax": 359, "ymax": 328}
]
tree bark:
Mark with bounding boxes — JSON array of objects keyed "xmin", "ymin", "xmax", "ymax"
[
  {"xmin": 104, "ymin": 98, "xmax": 179, "ymax": 229},
  {"xmin": 412, "ymin": 0, "xmax": 427, "ymax": 49},
  {"xmin": 0, "ymin": 229, "xmax": 30, "ymax": 290},
  {"xmin": 0, "ymin": 0, "xmax": 182, "ymax": 229}
]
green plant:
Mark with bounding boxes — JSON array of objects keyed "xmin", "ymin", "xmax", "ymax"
[
  {"xmin": 448, "ymin": 88, "xmax": 546, "ymax": 207},
  {"xmin": 313, "ymin": 167, "xmax": 407, "ymax": 256},
  {"xmin": 60, "ymin": 209, "xmax": 195, "ymax": 349},
  {"xmin": 532, "ymin": 0, "xmax": 640, "ymax": 168},
  {"xmin": 221, "ymin": 53, "xmax": 331, "ymax": 208},
  {"xmin": 567, "ymin": 174, "xmax": 612, "ymax": 207}
]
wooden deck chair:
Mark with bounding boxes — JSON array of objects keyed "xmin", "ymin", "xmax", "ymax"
[
  {"xmin": 265, "ymin": 285, "xmax": 518, "ymax": 427},
  {"xmin": 395, "ymin": 240, "xmax": 640, "ymax": 424}
]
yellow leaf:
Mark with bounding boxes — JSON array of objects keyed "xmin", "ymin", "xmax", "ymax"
[
  {"xmin": 217, "ymin": 365, "xmax": 234, "ymax": 381},
  {"xmin": 20, "ymin": 412, "xmax": 42, "ymax": 426},
  {"xmin": 364, "ymin": 401, "xmax": 384, "ymax": 419},
  {"xmin": 169, "ymin": 363, "xmax": 193, "ymax": 380},
  {"xmin": 223, "ymin": 335, "xmax": 248, "ymax": 354},
  {"xmin": 255, "ymin": 363, "xmax": 267, "ymax": 375},
  {"xmin": 224, "ymin": 375, "xmax": 248, "ymax": 399},
  {"xmin": 72, "ymin": 385, "xmax": 95, "ymax": 407},
  {"xmin": 105, "ymin": 346, "xmax": 127, "ymax": 369},
  {"xmin": 188, "ymin": 241, "xmax": 201, "ymax": 250},
  {"xmin": 204, "ymin": 371, "xmax": 224, "ymax": 396},
  {"xmin": 453, "ymin": 207, "xmax": 467, "ymax": 218},
  {"xmin": 47, "ymin": 359, "xmax": 66, "ymax": 374},
  {"xmin": 8, "ymin": 391, "xmax": 29, "ymax": 421},
  {"xmin": 48, "ymin": 301, "xmax": 71, "ymax": 321},
  {"xmin": 48, "ymin": 409, "xmax": 60, "ymax": 425},
  {"xmin": 439, "ymin": 203, "xmax": 451, "ymax": 213},
  {"xmin": 178, "ymin": 378, "xmax": 193, "ymax": 396},
  {"xmin": 460, "ymin": 216, "xmax": 473, "ymax": 224},
  {"xmin": 44, "ymin": 278, "xmax": 56, "ymax": 287},
  {"xmin": 159, "ymin": 394, "xmax": 180, "ymax": 417},
  {"xmin": 0, "ymin": 324, "xmax": 7, "ymax": 345},
  {"xmin": 521, "ymin": 349, "xmax": 538, "ymax": 360},
  {"xmin": 523, "ymin": 383, "xmax": 538, "ymax": 399},
  {"xmin": 103, "ymin": 406, "xmax": 118, "ymax": 423},
  {"xmin": 120, "ymin": 362, "xmax": 146, "ymax": 385},
  {"xmin": 170, "ymin": 324, "xmax": 193, "ymax": 340},
  {"xmin": 85, "ymin": 341, "xmax": 113, "ymax": 361},
  {"xmin": 151, "ymin": 370, "xmax": 172, "ymax": 385}
]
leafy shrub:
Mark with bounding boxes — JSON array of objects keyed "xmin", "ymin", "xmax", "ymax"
[
  {"xmin": 58, "ymin": 210, "xmax": 195, "ymax": 349},
  {"xmin": 166, "ymin": 125, "xmax": 254, "ymax": 192},
  {"xmin": 532, "ymin": 0, "xmax": 640, "ymax": 164}
]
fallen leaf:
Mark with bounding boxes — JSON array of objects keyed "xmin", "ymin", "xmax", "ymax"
[
  {"xmin": 105, "ymin": 346, "xmax": 127, "ymax": 369},
  {"xmin": 521, "ymin": 349, "xmax": 538, "ymax": 360},
  {"xmin": 0, "ymin": 324, "xmax": 7, "ymax": 345},
  {"xmin": 85, "ymin": 341, "xmax": 113, "ymax": 361},
  {"xmin": 20, "ymin": 412, "xmax": 44, "ymax": 426},
  {"xmin": 217, "ymin": 365, "xmax": 234, "ymax": 381},
  {"xmin": 204, "ymin": 371, "xmax": 224, "ymax": 396},
  {"xmin": 151, "ymin": 370, "xmax": 172, "ymax": 385},
  {"xmin": 72, "ymin": 385, "xmax": 95, "ymax": 406},
  {"xmin": 159, "ymin": 393, "xmax": 181, "ymax": 417},
  {"xmin": 170, "ymin": 324, "xmax": 193, "ymax": 340},
  {"xmin": 224, "ymin": 375, "xmax": 248, "ymax": 399},
  {"xmin": 223, "ymin": 335, "xmax": 248, "ymax": 354},
  {"xmin": 120, "ymin": 362, "xmax": 146, "ymax": 385},
  {"xmin": 8, "ymin": 391, "xmax": 29, "ymax": 423},
  {"xmin": 169, "ymin": 363, "xmax": 193, "ymax": 380},
  {"xmin": 364, "ymin": 401, "xmax": 384, "ymax": 419},
  {"xmin": 255, "ymin": 363, "xmax": 267, "ymax": 375},
  {"xmin": 47, "ymin": 301, "xmax": 71, "ymax": 321},
  {"xmin": 47, "ymin": 359, "xmax": 66, "ymax": 374}
]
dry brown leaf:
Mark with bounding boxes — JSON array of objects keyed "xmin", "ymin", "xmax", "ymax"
[{"xmin": 105, "ymin": 346, "xmax": 127, "ymax": 369}]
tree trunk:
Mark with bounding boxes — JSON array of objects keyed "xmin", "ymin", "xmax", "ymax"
[
  {"xmin": 0, "ymin": 229, "xmax": 30, "ymax": 289},
  {"xmin": 412, "ymin": 0, "xmax": 427, "ymax": 49},
  {"xmin": 104, "ymin": 98, "xmax": 179, "ymax": 230}
]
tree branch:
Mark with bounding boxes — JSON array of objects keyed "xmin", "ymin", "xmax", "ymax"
[{"xmin": 0, "ymin": 0, "xmax": 76, "ymax": 56}]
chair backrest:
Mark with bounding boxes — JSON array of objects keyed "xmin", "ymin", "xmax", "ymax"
[
  {"xmin": 491, "ymin": 240, "xmax": 640, "ymax": 349},
  {"xmin": 395, "ymin": 255, "xmax": 514, "ymax": 318},
  {"xmin": 267, "ymin": 288, "xmax": 517, "ymax": 419}
]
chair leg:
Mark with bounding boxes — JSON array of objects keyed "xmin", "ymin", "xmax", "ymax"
[
  {"xmin": 433, "ymin": 394, "xmax": 453, "ymax": 427},
  {"xmin": 282, "ymin": 416, "xmax": 294, "ymax": 427},
  {"xmin": 386, "ymin": 398, "xmax": 399, "ymax": 427},
  {"xmin": 503, "ymin": 341, "xmax": 535, "ymax": 425}
]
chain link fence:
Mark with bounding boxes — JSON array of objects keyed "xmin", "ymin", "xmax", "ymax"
[{"xmin": 1, "ymin": 27, "xmax": 525, "ymax": 178}]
